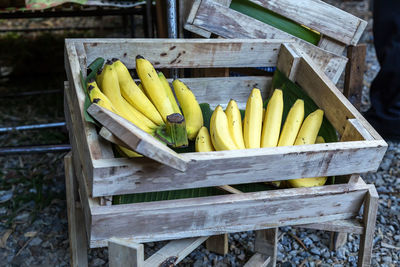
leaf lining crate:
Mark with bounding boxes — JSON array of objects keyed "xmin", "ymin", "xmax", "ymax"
[{"xmin": 64, "ymin": 39, "xmax": 386, "ymax": 263}]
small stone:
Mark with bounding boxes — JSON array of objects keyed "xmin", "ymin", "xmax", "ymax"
[
  {"xmin": 309, "ymin": 234, "xmax": 320, "ymax": 242},
  {"xmin": 310, "ymin": 247, "xmax": 321, "ymax": 255},
  {"xmin": 380, "ymin": 215, "xmax": 387, "ymax": 224},
  {"xmin": 0, "ymin": 190, "xmax": 13, "ymax": 203},
  {"xmin": 289, "ymin": 250, "xmax": 297, "ymax": 256},
  {"xmin": 333, "ymin": 264, "xmax": 344, "ymax": 267},
  {"xmin": 238, "ymin": 253, "xmax": 245, "ymax": 261},
  {"xmin": 394, "ymin": 235, "xmax": 400, "ymax": 241},
  {"xmin": 336, "ymin": 247, "xmax": 347, "ymax": 260},
  {"xmin": 29, "ymin": 237, "xmax": 42, "ymax": 246},
  {"xmin": 281, "ymin": 262, "xmax": 293, "ymax": 267},
  {"xmin": 322, "ymin": 251, "xmax": 330, "ymax": 259},
  {"xmin": 302, "ymin": 237, "xmax": 313, "ymax": 247},
  {"xmin": 0, "ymin": 207, "xmax": 7, "ymax": 215},
  {"xmin": 383, "ymin": 256, "xmax": 393, "ymax": 263},
  {"xmin": 92, "ymin": 258, "xmax": 105, "ymax": 266},
  {"xmin": 233, "ymin": 234, "xmax": 240, "ymax": 240},
  {"xmin": 15, "ymin": 211, "xmax": 30, "ymax": 221}
]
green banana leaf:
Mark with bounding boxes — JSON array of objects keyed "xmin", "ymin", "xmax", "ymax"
[{"xmin": 230, "ymin": 0, "xmax": 320, "ymax": 45}]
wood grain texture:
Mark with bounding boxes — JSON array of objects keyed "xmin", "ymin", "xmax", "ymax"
[
  {"xmin": 87, "ymin": 104, "xmax": 189, "ymax": 172},
  {"xmin": 358, "ymin": 185, "xmax": 379, "ymax": 266},
  {"xmin": 244, "ymin": 253, "xmax": 270, "ymax": 267},
  {"xmin": 64, "ymin": 153, "xmax": 88, "ymax": 267},
  {"xmin": 108, "ymin": 238, "xmax": 144, "ymax": 267},
  {"xmin": 88, "ymin": 182, "xmax": 368, "ymax": 246},
  {"xmin": 206, "ymin": 234, "xmax": 228, "ymax": 255},
  {"xmin": 90, "ymin": 141, "xmax": 385, "ymax": 197},
  {"xmin": 190, "ymin": 0, "xmax": 347, "ymax": 83},
  {"xmin": 255, "ymin": 228, "xmax": 278, "ymax": 267},
  {"xmin": 80, "ymin": 38, "xmax": 287, "ymax": 70},
  {"xmin": 341, "ymin": 119, "xmax": 373, "ymax": 142},
  {"xmin": 344, "ymin": 44, "xmax": 367, "ymax": 111},
  {"xmin": 248, "ymin": 0, "xmax": 367, "ymax": 45},
  {"xmin": 299, "ymin": 219, "xmax": 364, "ymax": 235},
  {"xmin": 318, "ymin": 36, "xmax": 346, "ymax": 55},
  {"xmin": 99, "ymin": 127, "xmax": 130, "ymax": 149},
  {"xmin": 277, "ymin": 43, "xmax": 301, "ymax": 82},
  {"xmin": 144, "ymin": 237, "xmax": 208, "ymax": 266}
]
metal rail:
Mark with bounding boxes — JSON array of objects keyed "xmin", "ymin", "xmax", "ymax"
[
  {"xmin": 0, "ymin": 144, "xmax": 71, "ymax": 155},
  {"xmin": 0, "ymin": 122, "xmax": 66, "ymax": 133},
  {"xmin": 166, "ymin": 0, "xmax": 178, "ymax": 79}
]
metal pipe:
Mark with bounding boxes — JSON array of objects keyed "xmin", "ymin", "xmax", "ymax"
[
  {"xmin": 0, "ymin": 144, "xmax": 71, "ymax": 155},
  {"xmin": 166, "ymin": 0, "xmax": 178, "ymax": 79},
  {"xmin": 0, "ymin": 122, "xmax": 66, "ymax": 133}
]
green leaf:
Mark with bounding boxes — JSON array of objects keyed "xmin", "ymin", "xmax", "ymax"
[{"xmin": 230, "ymin": 0, "xmax": 320, "ymax": 45}]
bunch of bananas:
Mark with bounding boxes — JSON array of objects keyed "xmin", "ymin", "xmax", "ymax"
[
  {"xmin": 88, "ymin": 56, "xmax": 203, "ymax": 157},
  {"xmin": 195, "ymin": 88, "xmax": 327, "ymax": 188}
]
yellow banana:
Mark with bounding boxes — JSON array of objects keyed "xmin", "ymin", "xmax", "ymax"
[
  {"xmin": 195, "ymin": 126, "xmax": 215, "ymax": 152},
  {"xmin": 277, "ymin": 99, "xmax": 304, "ymax": 146},
  {"xmin": 158, "ymin": 72, "xmax": 182, "ymax": 115},
  {"xmin": 294, "ymin": 109, "xmax": 324, "ymax": 146},
  {"xmin": 87, "ymin": 81, "xmax": 116, "ymax": 112},
  {"xmin": 243, "ymin": 88, "xmax": 263, "ymax": 149},
  {"xmin": 101, "ymin": 62, "xmax": 154, "ymax": 134},
  {"xmin": 211, "ymin": 106, "xmax": 238, "ymax": 151},
  {"xmin": 261, "ymin": 89, "xmax": 284, "ymax": 148},
  {"xmin": 123, "ymin": 98, "xmax": 158, "ymax": 131},
  {"xmin": 135, "ymin": 56, "xmax": 175, "ymax": 122},
  {"xmin": 172, "ymin": 79, "xmax": 203, "ymax": 140},
  {"xmin": 117, "ymin": 145, "xmax": 143, "ymax": 158},
  {"xmin": 112, "ymin": 59, "xmax": 164, "ymax": 126},
  {"xmin": 225, "ymin": 99, "xmax": 245, "ymax": 149},
  {"xmin": 289, "ymin": 134, "xmax": 327, "ymax": 188}
]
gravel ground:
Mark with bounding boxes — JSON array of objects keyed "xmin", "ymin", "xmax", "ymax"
[{"xmin": 1, "ymin": 0, "xmax": 399, "ymax": 266}]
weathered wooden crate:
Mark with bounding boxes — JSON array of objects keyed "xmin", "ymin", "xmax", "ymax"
[
  {"xmin": 183, "ymin": 0, "xmax": 368, "ymax": 84},
  {"xmin": 64, "ymin": 38, "xmax": 386, "ymax": 249}
]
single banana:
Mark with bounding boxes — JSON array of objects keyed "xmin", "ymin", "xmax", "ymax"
[
  {"xmin": 101, "ymin": 62, "xmax": 154, "ymax": 134},
  {"xmin": 243, "ymin": 88, "xmax": 263, "ymax": 149},
  {"xmin": 195, "ymin": 126, "xmax": 215, "ymax": 152},
  {"xmin": 261, "ymin": 89, "xmax": 284, "ymax": 148},
  {"xmin": 277, "ymin": 99, "xmax": 304, "ymax": 146},
  {"xmin": 225, "ymin": 99, "xmax": 245, "ymax": 149},
  {"xmin": 158, "ymin": 72, "xmax": 182, "ymax": 115},
  {"xmin": 112, "ymin": 59, "xmax": 164, "ymax": 126},
  {"xmin": 211, "ymin": 106, "xmax": 238, "ymax": 151},
  {"xmin": 87, "ymin": 81, "xmax": 116, "ymax": 112},
  {"xmin": 96, "ymin": 68, "xmax": 105, "ymax": 90},
  {"xmin": 123, "ymin": 98, "xmax": 158, "ymax": 131},
  {"xmin": 294, "ymin": 109, "xmax": 324, "ymax": 146},
  {"xmin": 289, "ymin": 133, "xmax": 328, "ymax": 188},
  {"xmin": 117, "ymin": 145, "xmax": 143, "ymax": 158},
  {"xmin": 135, "ymin": 56, "xmax": 175, "ymax": 122},
  {"xmin": 172, "ymin": 79, "xmax": 203, "ymax": 140}
]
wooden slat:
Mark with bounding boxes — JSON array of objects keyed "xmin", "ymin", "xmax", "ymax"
[
  {"xmin": 190, "ymin": 0, "xmax": 347, "ymax": 83},
  {"xmin": 344, "ymin": 44, "xmax": 367, "ymax": 111},
  {"xmin": 144, "ymin": 237, "xmax": 208, "ymax": 266},
  {"xmin": 108, "ymin": 238, "xmax": 144, "ymax": 267},
  {"xmin": 255, "ymin": 228, "xmax": 278, "ymax": 267},
  {"xmin": 244, "ymin": 253, "xmax": 270, "ymax": 267},
  {"xmin": 87, "ymin": 104, "xmax": 189, "ymax": 172},
  {"xmin": 358, "ymin": 185, "xmax": 379, "ymax": 266},
  {"xmin": 80, "ymin": 38, "xmax": 287, "ymax": 70},
  {"xmin": 248, "ymin": 0, "xmax": 367, "ymax": 45},
  {"xmin": 277, "ymin": 42, "xmax": 301, "ymax": 82},
  {"xmin": 341, "ymin": 119, "xmax": 373, "ymax": 142},
  {"xmin": 99, "ymin": 127, "xmax": 130, "ymax": 149},
  {"xmin": 64, "ymin": 153, "xmax": 88, "ymax": 267},
  {"xmin": 206, "ymin": 234, "xmax": 228, "ymax": 255},
  {"xmin": 299, "ymin": 219, "xmax": 364, "ymax": 234},
  {"xmin": 318, "ymin": 36, "xmax": 346, "ymax": 55},
  {"xmin": 89, "ymin": 182, "xmax": 368, "ymax": 245},
  {"xmin": 90, "ymin": 141, "xmax": 385, "ymax": 197}
]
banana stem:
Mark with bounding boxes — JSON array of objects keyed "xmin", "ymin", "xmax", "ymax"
[{"xmin": 166, "ymin": 113, "xmax": 189, "ymax": 148}]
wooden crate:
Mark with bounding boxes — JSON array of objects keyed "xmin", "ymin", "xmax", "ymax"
[
  {"xmin": 64, "ymin": 38, "xmax": 386, "ymax": 249},
  {"xmin": 182, "ymin": 0, "xmax": 368, "ymax": 84}
]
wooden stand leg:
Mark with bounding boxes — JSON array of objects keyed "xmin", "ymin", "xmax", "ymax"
[
  {"xmin": 255, "ymin": 228, "xmax": 278, "ymax": 267},
  {"xmin": 358, "ymin": 186, "xmax": 379, "ymax": 267},
  {"xmin": 344, "ymin": 44, "xmax": 367, "ymax": 111},
  {"xmin": 206, "ymin": 234, "xmax": 228, "ymax": 255},
  {"xmin": 108, "ymin": 238, "xmax": 144, "ymax": 267},
  {"xmin": 64, "ymin": 153, "xmax": 88, "ymax": 267}
]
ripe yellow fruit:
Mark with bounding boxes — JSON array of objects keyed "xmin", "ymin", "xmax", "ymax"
[
  {"xmin": 277, "ymin": 99, "xmax": 304, "ymax": 146},
  {"xmin": 243, "ymin": 88, "xmax": 263, "ymax": 148},
  {"xmin": 195, "ymin": 126, "xmax": 214, "ymax": 152},
  {"xmin": 261, "ymin": 89, "xmax": 284, "ymax": 148},
  {"xmin": 225, "ymin": 99, "xmax": 245, "ymax": 149}
]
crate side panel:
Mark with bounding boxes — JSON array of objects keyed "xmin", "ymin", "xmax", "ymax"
[{"xmin": 91, "ymin": 141, "xmax": 386, "ymax": 197}]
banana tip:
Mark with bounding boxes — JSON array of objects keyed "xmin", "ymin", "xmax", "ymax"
[
  {"xmin": 93, "ymin": 98, "xmax": 100, "ymax": 104},
  {"xmin": 87, "ymin": 85, "xmax": 95, "ymax": 91},
  {"xmin": 111, "ymin": 58, "xmax": 119, "ymax": 62},
  {"xmin": 136, "ymin": 55, "xmax": 145, "ymax": 60},
  {"xmin": 106, "ymin": 60, "xmax": 113, "ymax": 65}
]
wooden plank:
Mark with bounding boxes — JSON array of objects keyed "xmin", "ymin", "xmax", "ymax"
[
  {"xmin": 341, "ymin": 119, "xmax": 373, "ymax": 142},
  {"xmin": 318, "ymin": 36, "xmax": 346, "ymax": 55},
  {"xmin": 244, "ymin": 253, "xmax": 270, "ymax": 267},
  {"xmin": 190, "ymin": 0, "xmax": 347, "ymax": 83},
  {"xmin": 144, "ymin": 237, "xmax": 208, "ymax": 266},
  {"xmin": 248, "ymin": 0, "xmax": 367, "ymax": 45},
  {"xmin": 277, "ymin": 43, "xmax": 301, "ymax": 82},
  {"xmin": 344, "ymin": 44, "xmax": 367, "ymax": 111},
  {"xmin": 358, "ymin": 185, "xmax": 379, "ymax": 266},
  {"xmin": 87, "ymin": 104, "xmax": 189, "ymax": 172},
  {"xmin": 108, "ymin": 237, "xmax": 144, "ymax": 267},
  {"xmin": 99, "ymin": 127, "xmax": 130, "ymax": 149},
  {"xmin": 64, "ymin": 153, "xmax": 88, "ymax": 267},
  {"xmin": 81, "ymin": 38, "xmax": 288, "ymax": 70},
  {"xmin": 206, "ymin": 234, "xmax": 228, "ymax": 255},
  {"xmin": 90, "ymin": 140, "xmax": 385, "ymax": 197},
  {"xmin": 255, "ymin": 228, "xmax": 277, "ymax": 267},
  {"xmin": 299, "ymin": 219, "xmax": 364, "ymax": 234},
  {"xmin": 88, "ymin": 182, "xmax": 368, "ymax": 245},
  {"xmin": 334, "ymin": 232, "xmax": 347, "ymax": 251}
]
